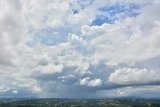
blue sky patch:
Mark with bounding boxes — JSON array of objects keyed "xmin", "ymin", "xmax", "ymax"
[
  {"xmin": 72, "ymin": 9, "xmax": 79, "ymax": 14},
  {"xmin": 92, "ymin": 16, "xmax": 115, "ymax": 26},
  {"xmin": 91, "ymin": 3, "xmax": 141, "ymax": 26}
]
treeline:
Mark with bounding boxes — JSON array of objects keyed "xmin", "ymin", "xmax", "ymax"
[{"xmin": 0, "ymin": 99, "xmax": 160, "ymax": 107}]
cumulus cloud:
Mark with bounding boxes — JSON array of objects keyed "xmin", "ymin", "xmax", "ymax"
[
  {"xmin": 81, "ymin": 14, "xmax": 160, "ymax": 66},
  {"xmin": 0, "ymin": 0, "xmax": 24, "ymax": 66},
  {"xmin": 109, "ymin": 68, "xmax": 160, "ymax": 85},
  {"xmin": 0, "ymin": 0, "xmax": 160, "ymax": 98},
  {"xmin": 79, "ymin": 77, "xmax": 102, "ymax": 87},
  {"xmin": 35, "ymin": 63, "xmax": 63, "ymax": 74}
]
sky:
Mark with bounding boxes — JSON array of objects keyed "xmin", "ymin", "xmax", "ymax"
[{"xmin": 0, "ymin": 0, "xmax": 160, "ymax": 99}]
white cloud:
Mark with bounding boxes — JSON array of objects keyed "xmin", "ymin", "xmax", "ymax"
[
  {"xmin": 0, "ymin": 0, "xmax": 160, "ymax": 98},
  {"xmin": 12, "ymin": 90, "xmax": 18, "ymax": 94},
  {"xmin": 109, "ymin": 68, "xmax": 160, "ymax": 85},
  {"xmin": 79, "ymin": 77, "xmax": 102, "ymax": 87},
  {"xmin": 35, "ymin": 63, "xmax": 63, "ymax": 74},
  {"xmin": 80, "ymin": 15, "xmax": 160, "ymax": 66},
  {"xmin": 20, "ymin": 0, "xmax": 71, "ymax": 29}
]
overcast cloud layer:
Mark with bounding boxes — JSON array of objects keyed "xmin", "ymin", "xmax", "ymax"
[{"xmin": 0, "ymin": 0, "xmax": 160, "ymax": 98}]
